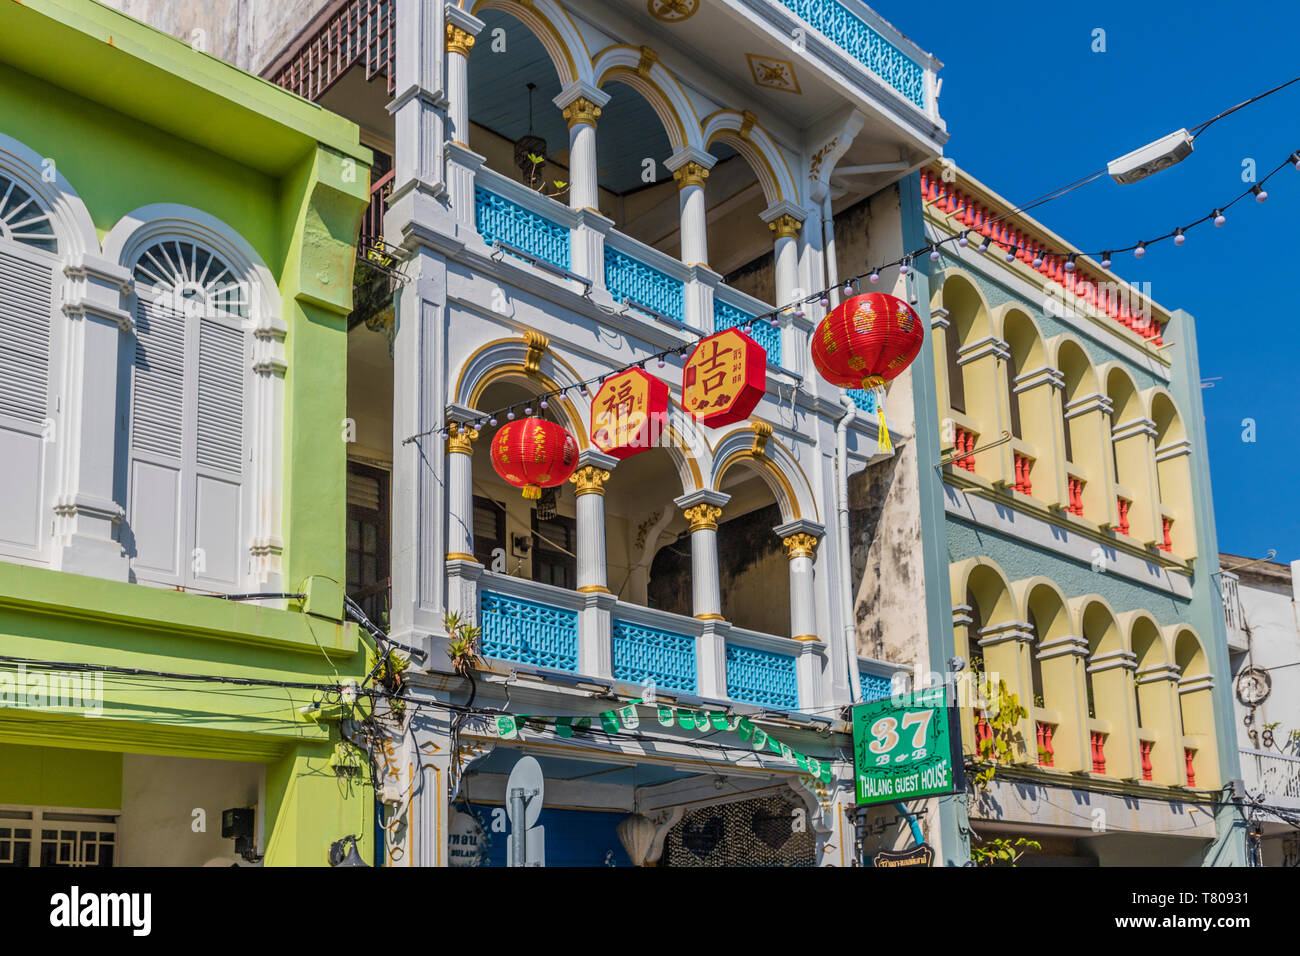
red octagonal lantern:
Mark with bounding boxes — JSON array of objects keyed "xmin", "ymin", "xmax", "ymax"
[
  {"xmin": 811, "ymin": 292, "xmax": 924, "ymax": 452},
  {"xmin": 681, "ymin": 328, "xmax": 767, "ymax": 428},
  {"xmin": 590, "ymin": 367, "xmax": 669, "ymax": 460},
  {"xmin": 490, "ymin": 417, "xmax": 579, "ymax": 499}
]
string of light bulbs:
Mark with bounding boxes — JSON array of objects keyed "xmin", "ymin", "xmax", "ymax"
[{"xmin": 407, "ymin": 147, "xmax": 1299, "ymax": 445}]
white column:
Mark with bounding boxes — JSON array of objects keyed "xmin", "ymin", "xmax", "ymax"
[
  {"xmin": 761, "ymin": 202, "xmax": 806, "ymax": 305},
  {"xmin": 568, "ymin": 450, "xmax": 618, "ymax": 593},
  {"xmin": 53, "ymin": 253, "xmax": 132, "ymax": 581},
  {"xmin": 555, "ymin": 83, "xmax": 609, "ymax": 212},
  {"xmin": 666, "ymin": 148, "xmax": 716, "ymax": 269},
  {"xmin": 674, "ymin": 490, "xmax": 730, "ymax": 620},
  {"xmin": 443, "ymin": 8, "xmax": 483, "ymax": 146},
  {"xmin": 444, "ymin": 422, "xmax": 478, "ymax": 561},
  {"xmin": 783, "ymin": 532, "xmax": 820, "ymax": 641}
]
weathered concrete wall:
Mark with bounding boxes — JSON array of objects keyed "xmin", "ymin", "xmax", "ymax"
[
  {"xmin": 101, "ymin": 0, "xmax": 330, "ymax": 73},
  {"xmin": 834, "ymin": 185, "xmax": 932, "ymax": 678}
]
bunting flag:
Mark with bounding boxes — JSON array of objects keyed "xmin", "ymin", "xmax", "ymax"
[{"xmin": 488, "ymin": 701, "xmax": 834, "ymax": 784}]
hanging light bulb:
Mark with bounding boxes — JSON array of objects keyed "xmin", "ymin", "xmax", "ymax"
[
  {"xmin": 489, "ymin": 416, "xmax": 498, "ymax": 427},
  {"xmin": 743, "ymin": 323, "xmax": 753, "ymax": 334},
  {"xmin": 978, "ymin": 235, "xmax": 990, "ymax": 253},
  {"xmin": 1100, "ymin": 251, "xmax": 1112, "ymax": 268},
  {"xmin": 524, "ymin": 404, "xmax": 533, "ymax": 415},
  {"xmin": 869, "ymin": 268, "xmax": 880, "ymax": 283},
  {"xmin": 1291, "ymin": 151, "xmax": 1300, "ymax": 170},
  {"xmin": 1134, "ymin": 242, "xmax": 1146, "ymax": 259},
  {"xmin": 958, "ymin": 231, "xmax": 969, "ymax": 248},
  {"xmin": 539, "ymin": 398, "xmax": 549, "ymax": 410},
  {"xmin": 1252, "ymin": 184, "xmax": 1268, "ymax": 202},
  {"xmin": 1032, "ymin": 250, "xmax": 1044, "ymax": 268},
  {"xmin": 898, "ymin": 258, "xmax": 910, "ymax": 276},
  {"xmin": 1064, "ymin": 253, "xmax": 1077, "ymax": 272},
  {"xmin": 842, "ymin": 281, "xmax": 853, "ymax": 297},
  {"xmin": 1004, "ymin": 245, "xmax": 1016, "ymax": 262},
  {"xmin": 1173, "ymin": 229, "xmax": 1185, "ymax": 246},
  {"xmin": 929, "ymin": 244, "xmax": 940, "ymax": 262},
  {"xmin": 657, "ymin": 355, "xmax": 666, "ymax": 368},
  {"xmin": 506, "ymin": 407, "xmax": 516, "ymax": 420},
  {"xmin": 794, "ymin": 303, "xmax": 805, "ymax": 319},
  {"xmin": 1213, "ymin": 209, "xmax": 1226, "ymax": 227},
  {"xmin": 819, "ymin": 294, "xmax": 829, "ymax": 308}
]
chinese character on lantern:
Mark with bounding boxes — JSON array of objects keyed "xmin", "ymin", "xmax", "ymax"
[
  {"xmin": 681, "ymin": 328, "xmax": 766, "ymax": 427},
  {"xmin": 590, "ymin": 367, "xmax": 669, "ymax": 459}
]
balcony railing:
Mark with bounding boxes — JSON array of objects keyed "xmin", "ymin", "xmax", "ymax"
[
  {"xmin": 725, "ymin": 631, "xmax": 799, "ymax": 710},
  {"xmin": 1013, "ymin": 451, "xmax": 1034, "ymax": 496},
  {"xmin": 604, "ymin": 246, "xmax": 685, "ymax": 323},
  {"xmin": 470, "ymin": 572, "xmax": 810, "ymax": 711},
  {"xmin": 953, "ymin": 425, "xmax": 977, "ymax": 472},
  {"xmin": 774, "ymin": 0, "xmax": 927, "ymax": 108},
  {"xmin": 1243, "ymin": 749, "xmax": 1300, "ymax": 802},
  {"xmin": 1140, "ymin": 738, "xmax": 1154, "ymax": 781},
  {"xmin": 475, "ymin": 185, "xmax": 572, "ymax": 271},
  {"xmin": 1090, "ymin": 730, "xmax": 1108, "ymax": 774},
  {"xmin": 269, "ymin": 0, "xmax": 395, "ymax": 100},
  {"xmin": 714, "ymin": 291, "xmax": 782, "ymax": 367},
  {"xmin": 1035, "ymin": 719, "xmax": 1056, "ymax": 767},
  {"xmin": 360, "ymin": 168, "xmax": 393, "ymax": 250},
  {"xmin": 1184, "ymin": 746, "xmax": 1197, "ymax": 788},
  {"xmin": 611, "ymin": 614, "xmax": 698, "ymax": 694},
  {"xmin": 1159, "ymin": 515, "xmax": 1174, "ymax": 553},
  {"xmin": 1115, "ymin": 496, "xmax": 1132, "ymax": 536},
  {"xmin": 1066, "ymin": 472, "xmax": 1086, "ymax": 517}
]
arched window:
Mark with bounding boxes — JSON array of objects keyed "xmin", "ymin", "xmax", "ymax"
[
  {"xmin": 125, "ymin": 239, "xmax": 251, "ymax": 590},
  {"xmin": 1150, "ymin": 392, "xmax": 1193, "ymax": 558},
  {"xmin": 0, "ymin": 170, "xmax": 59, "ymax": 560}
]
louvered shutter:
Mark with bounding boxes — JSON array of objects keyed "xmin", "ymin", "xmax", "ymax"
[
  {"xmin": 191, "ymin": 316, "xmax": 244, "ymax": 587},
  {"xmin": 0, "ymin": 243, "xmax": 54, "ymax": 553},
  {"xmin": 127, "ymin": 296, "xmax": 186, "ymax": 580}
]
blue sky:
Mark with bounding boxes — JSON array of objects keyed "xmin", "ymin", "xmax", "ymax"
[{"xmin": 882, "ymin": 1, "xmax": 1300, "ymax": 562}]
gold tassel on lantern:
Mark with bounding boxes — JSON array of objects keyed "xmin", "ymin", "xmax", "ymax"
[{"xmin": 862, "ymin": 374, "xmax": 891, "ymax": 453}]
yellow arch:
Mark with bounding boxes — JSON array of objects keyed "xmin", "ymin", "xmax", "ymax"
[
  {"xmin": 949, "ymin": 556, "xmax": 1016, "ymax": 625},
  {"xmin": 713, "ymin": 447, "xmax": 802, "ymax": 522},
  {"xmin": 1011, "ymin": 575, "xmax": 1076, "ymax": 640},
  {"xmin": 701, "ymin": 109, "xmax": 796, "ymax": 207},
  {"xmin": 466, "ymin": 363, "xmax": 589, "ymax": 450},
  {"xmin": 1071, "ymin": 594, "xmax": 1127, "ymax": 656}
]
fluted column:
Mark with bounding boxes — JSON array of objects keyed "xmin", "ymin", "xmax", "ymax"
[
  {"xmin": 444, "ymin": 422, "xmax": 479, "ymax": 561},
  {"xmin": 666, "ymin": 150, "xmax": 714, "ymax": 268},
  {"xmin": 568, "ymin": 451, "xmax": 617, "ymax": 593},
  {"xmin": 555, "ymin": 83, "xmax": 609, "ymax": 212},
  {"xmin": 782, "ymin": 531, "xmax": 820, "ymax": 641},
  {"xmin": 674, "ymin": 490, "xmax": 729, "ymax": 620},
  {"xmin": 444, "ymin": 9, "xmax": 482, "ymax": 146}
]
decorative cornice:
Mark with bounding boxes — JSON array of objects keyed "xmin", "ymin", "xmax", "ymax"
[
  {"xmin": 1155, "ymin": 438, "xmax": 1192, "ymax": 462},
  {"xmin": 569, "ymin": 465, "xmax": 611, "ymax": 496},
  {"xmin": 445, "ymin": 23, "xmax": 476, "ymax": 57},
  {"xmin": 1178, "ymin": 673, "xmax": 1215, "ymax": 694},
  {"xmin": 446, "ymin": 422, "xmax": 479, "ymax": 456},
  {"xmin": 1112, "ymin": 417, "xmax": 1157, "ymax": 442},
  {"xmin": 951, "ymin": 602, "xmax": 973, "ymax": 627},
  {"xmin": 783, "ymin": 533, "xmax": 818, "ymax": 560},
  {"xmin": 684, "ymin": 503, "xmax": 723, "ymax": 532},
  {"xmin": 1136, "ymin": 663, "xmax": 1182, "ymax": 685},
  {"xmin": 929, "ymin": 306, "xmax": 950, "ymax": 330},
  {"xmin": 1013, "ymin": 366, "xmax": 1065, "ymax": 394},
  {"xmin": 562, "ymin": 97, "xmax": 602, "ymax": 129},
  {"xmin": 1036, "ymin": 634, "xmax": 1090, "ymax": 661},
  {"xmin": 974, "ymin": 621, "xmax": 1034, "ymax": 647},
  {"xmin": 1064, "ymin": 392, "xmax": 1113, "ymax": 420},
  {"xmin": 672, "ymin": 161, "xmax": 710, "ymax": 190},
  {"xmin": 1087, "ymin": 649, "xmax": 1138, "ymax": 674}
]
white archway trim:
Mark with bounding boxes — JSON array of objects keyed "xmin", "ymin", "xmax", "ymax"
[
  {"xmin": 592, "ymin": 44, "xmax": 702, "ymax": 153},
  {"xmin": 708, "ymin": 425, "xmax": 817, "ymax": 524},
  {"xmin": 701, "ymin": 110, "xmax": 798, "ymax": 207},
  {"xmin": 0, "ymin": 130, "xmax": 98, "ymax": 257}
]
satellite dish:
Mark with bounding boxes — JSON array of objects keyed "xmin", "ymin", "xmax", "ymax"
[{"xmin": 506, "ymin": 755, "xmax": 544, "ymax": 829}]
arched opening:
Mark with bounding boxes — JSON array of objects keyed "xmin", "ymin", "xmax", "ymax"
[
  {"xmin": 1002, "ymin": 310, "xmax": 1048, "ymax": 498},
  {"xmin": 466, "ymin": 9, "xmax": 571, "ymax": 194},
  {"xmin": 706, "ymin": 139, "xmax": 777, "ymax": 308},
  {"xmin": 592, "ymin": 78, "xmax": 675, "ymax": 248},
  {"xmin": 1174, "ymin": 628, "xmax": 1214, "ymax": 788},
  {"xmin": 959, "ymin": 563, "xmax": 1018, "ymax": 757},
  {"xmin": 1056, "ymin": 339, "xmax": 1097, "ymax": 519},
  {"xmin": 1105, "ymin": 367, "xmax": 1147, "ymax": 539},
  {"xmin": 934, "ymin": 275, "xmax": 991, "ymax": 473},
  {"xmin": 469, "ymin": 377, "xmax": 584, "ymax": 589},
  {"xmin": 1151, "ymin": 391, "xmax": 1193, "ymax": 558},
  {"xmin": 1023, "ymin": 582, "xmax": 1073, "ymax": 769},
  {"xmin": 1080, "ymin": 599, "xmax": 1123, "ymax": 775},
  {"xmin": 1131, "ymin": 616, "xmax": 1167, "ymax": 782},
  {"xmin": 607, "ymin": 446, "xmax": 693, "ymax": 611}
]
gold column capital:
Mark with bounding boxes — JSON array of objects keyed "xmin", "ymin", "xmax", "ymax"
[
  {"xmin": 446, "ymin": 23, "xmax": 476, "ymax": 57},
  {"xmin": 768, "ymin": 213, "xmax": 802, "ymax": 241},
  {"xmin": 562, "ymin": 97, "xmax": 603, "ymax": 129},
  {"xmin": 569, "ymin": 465, "xmax": 611, "ymax": 495},
  {"xmin": 684, "ymin": 503, "xmax": 722, "ymax": 532},
  {"xmin": 446, "ymin": 422, "xmax": 479, "ymax": 456},
  {"xmin": 783, "ymin": 532, "xmax": 819, "ymax": 560},
  {"xmin": 673, "ymin": 161, "xmax": 710, "ymax": 190}
]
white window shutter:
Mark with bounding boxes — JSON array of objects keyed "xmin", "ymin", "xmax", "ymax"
[
  {"xmin": 0, "ymin": 244, "xmax": 54, "ymax": 553},
  {"xmin": 192, "ymin": 317, "xmax": 244, "ymax": 587},
  {"xmin": 128, "ymin": 297, "xmax": 185, "ymax": 580}
]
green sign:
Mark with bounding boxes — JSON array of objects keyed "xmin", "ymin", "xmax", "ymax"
[{"xmin": 853, "ymin": 687, "xmax": 961, "ymax": 805}]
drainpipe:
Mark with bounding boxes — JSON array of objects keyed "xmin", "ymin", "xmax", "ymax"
[{"xmin": 837, "ymin": 391, "xmax": 863, "ymax": 703}]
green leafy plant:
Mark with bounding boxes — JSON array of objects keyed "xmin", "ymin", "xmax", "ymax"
[
  {"xmin": 375, "ymin": 649, "xmax": 410, "ymax": 719},
  {"xmin": 523, "ymin": 153, "xmax": 570, "ymax": 200},
  {"xmin": 971, "ymin": 678, "xmax": 1029, "ymax": 790},
  {"xmin": 971, "ymin": 836, "xmax": 1041, "ymax": 867},
  {"xmin": 445, "ymin": 612, "xmax": 483, "ymax": 678}
]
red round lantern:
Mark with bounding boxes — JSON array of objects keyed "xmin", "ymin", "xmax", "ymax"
[
  {"xmin": 810, "ymin": 292, "xmax": 924, "ymax": 452},
  {"xmin": 489, "ymin": 417, "xmax": 579, "ymax": 499}
]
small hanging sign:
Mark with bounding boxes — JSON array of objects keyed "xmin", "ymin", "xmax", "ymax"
[
  {"xmin": 590, "ymin": 367, "xmax": 669, "ymax": 459},
  {"xmin": 681, "ymin": 328, "xmax": 767, "ymax": 427}
]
